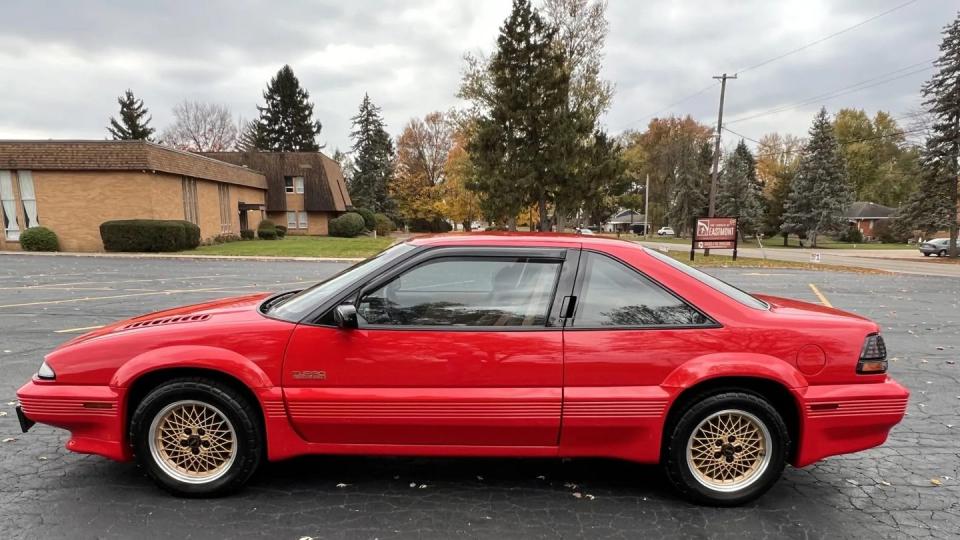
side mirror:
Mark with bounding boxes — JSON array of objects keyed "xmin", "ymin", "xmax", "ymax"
[{"xmin": 334, "ymin": 304, "xmax": 359, "ymax": 329}]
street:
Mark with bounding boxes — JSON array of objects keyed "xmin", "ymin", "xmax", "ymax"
[{"xmin": 0, "ymin": 255, "xmax": 957, "ymax": 539}]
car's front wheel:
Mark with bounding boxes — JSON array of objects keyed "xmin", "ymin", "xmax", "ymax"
[
  {"xmin": 130, "ymin": 378, "xmax": 263, "ymax": 497},
  {"xmin": 664, "ymin": 392, "xmax": 789, "ymax": 506},
  {"xmin": 938, "ymin": 249, "xmax": 947, "ymax": 257}
]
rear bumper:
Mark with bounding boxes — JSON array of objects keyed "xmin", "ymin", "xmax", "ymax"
[
  {"xmin": 16, "ymin": 380, "xmax": 131, "ymax": 462},
  {"xmin": 793, "ymin": 378, "xmax": 909, "ymax": 467}
]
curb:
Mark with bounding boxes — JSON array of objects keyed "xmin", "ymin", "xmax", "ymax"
[{"xmin": 0, "ymin": 251, "xmax": 364, "ymax": 263}]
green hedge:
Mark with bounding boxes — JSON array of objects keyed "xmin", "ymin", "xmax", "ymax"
[
  {"xmin": 329, "ymin": 212, "xmax": 366, "ymax": 238},
  {"xmin": 353, "ymin": 207, "xmax": 376, "ymax": 231},
  {"xmin": 20, "ymin": 227, "xmax": 60, "ymax": 252},
  {"xmin": 373, "ymin": 213, "xmax": 394, "ymax": 236},
  {"xmin": 240, "ymin": 229, "xmax": 255, "ymax": 240},
  {"xmin": 257, "ymin": 219, "xmax": 278, "ymax": 240},
  {"xmin": 409, "ymin": 217, "xmax": 453, "ymax": 233},
  {"xmin": 100, "ymin": 220, "xmax": 200, "ymax": 252},
  {"xmin": 276, "ymin": 224, "xmax": 287, "ymax": 238}
]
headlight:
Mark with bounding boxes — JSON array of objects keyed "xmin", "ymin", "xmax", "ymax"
[{"xmin": 37, "ymin": 360, "xmax": 56, "ymax": 380}]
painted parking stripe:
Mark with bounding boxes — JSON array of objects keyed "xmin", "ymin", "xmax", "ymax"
[
  {"xmin": 0, "ymin": 274, "xmax": 240, "ymax": 291},
  {"xmin": 808, "ymin": 283, "xmax": 833, "ymax": 308}
]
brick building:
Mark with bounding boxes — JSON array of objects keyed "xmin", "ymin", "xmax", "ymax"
[
  {"xmin": 0, "ymin": 142, "xmax": 353, "ymax": 252},
  {"xmin": 843, "ymin": 201, "xmax": 895, "ymax": 241},
  {"xmin": 200, "ymin": 151, "xmax": 352, "ymax": 236}
]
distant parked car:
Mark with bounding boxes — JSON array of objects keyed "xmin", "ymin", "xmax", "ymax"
[
  {"xmin": 575, "ymin": 227, "xmax": 595, "ymax": 235},
  {"xmin": 919, "ymin": 238, "xmax": 951, "ymax": 257},
  {"xmin": 657, "ymin": 226, "xmax": 675, "ymax": 236}
]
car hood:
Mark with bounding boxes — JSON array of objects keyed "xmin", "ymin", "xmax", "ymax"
[{"xmin": 59, "ymin": 292, "xmax": 272, "ymax": 349}]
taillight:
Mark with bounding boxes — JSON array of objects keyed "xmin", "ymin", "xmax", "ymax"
[{"xmin": 857, "ymin": 334, "xmax": 887, "ymax": 374}]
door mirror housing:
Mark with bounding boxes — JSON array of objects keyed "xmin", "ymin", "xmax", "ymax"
[{"xmin": 334, "ymin": 304, "xmax": 359, "ymax": 329}]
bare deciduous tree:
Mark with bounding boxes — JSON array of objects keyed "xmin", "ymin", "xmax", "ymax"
[{"xmin": 161, "ymin": 101, "xmax": 239, "ymax": 152}]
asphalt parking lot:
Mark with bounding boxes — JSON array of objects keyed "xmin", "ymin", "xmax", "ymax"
[{"xmin": 0, "ymin": 255, "xmax": 957, "ymax": 539}]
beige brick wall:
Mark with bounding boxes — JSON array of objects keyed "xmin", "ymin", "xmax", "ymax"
[
  {"xmin": 13, "ymin": 170, "xmax": 265, "ymax": 252},
  {"xmin": 267, "ymin": 210, "xmax": 331, "ymax": 236}
]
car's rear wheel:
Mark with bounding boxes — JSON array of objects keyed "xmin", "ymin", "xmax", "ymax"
[
  {"xmin": 923, "ymin": 252, "xmax": 930, "ymax": 257},
  {"xmin": 130, "ymin": 378, "xmax": 263, "ymax": 497},
  {"xmin": 938, "ymin": 249, "xmax": 947, "ymax": 257},
  {"xmin": 664, "ymin": 392, "xmax": 789, "ymax": 506}
]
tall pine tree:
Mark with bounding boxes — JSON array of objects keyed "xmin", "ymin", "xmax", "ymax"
[
  {"xmin": 252, "ymin": 65, "xmax": 322, "ymax": 151},
  {"xmin": 718, "ymin": 140, "xmax": 764, "ymax": 235},
  {"xmin": 667, "ymin": 141, "xmax": 711, "ymax": 236},
  {"xmin": 349, "ymin": 94, "xmax": 395, "ymax": 214},
  {"xmin": 782, "ymin": 108, "xmax": 852, "ymax": 247},
  {"xmin": 461, "ymin": 0, "xmax": 571, "ymax": 230},
  {"xmin": 107, "ymin": 89, "xmax": 155, "ymax": 141},
  {"xmin": 902, "ymin": 12, "xmax": 960, "ymax": 256}
]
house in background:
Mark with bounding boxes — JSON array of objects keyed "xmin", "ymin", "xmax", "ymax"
[
  {"xmin": 843, "ymin": 201, "xmax": 895, "ymax": 241},
  {"xmin": 201, "ymin": 151, "xmax": 351, "ymax": 235},
  {"xmin": 0, "ymin": 140, "xmax": 267, "ymax": 252},
  {"xmin": 603, "ymin": 209, "xmax": 646, "ymax": 233}
]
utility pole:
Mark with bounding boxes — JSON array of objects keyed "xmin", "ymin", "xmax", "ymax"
[
  {"xmin": 705, "ymin": 73, "xmax": 736, "ymax": 256},
  {"xmin": 644, "ymin": 173, "xmax": 650, "ymax": 238}
]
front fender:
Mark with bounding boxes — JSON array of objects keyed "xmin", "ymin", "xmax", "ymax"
[
  {"xmin": 660, "ymin": 352, "xmax": 809, "ymax": 390},
  {"xmin": 109, "ymin": 345, "xmax": 273, "ymax": 389}
]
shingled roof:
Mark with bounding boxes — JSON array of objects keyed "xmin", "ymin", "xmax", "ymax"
[
  {"xmin": 843, "ymin": 201, "xmax": 895, "ymax": 219},
  {"xmin": 0, "ymin": 140, "xmax": 267, "ymax": 189}
]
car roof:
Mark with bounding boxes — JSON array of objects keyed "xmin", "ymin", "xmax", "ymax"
[{"xmin": 405, "ymin": 232, "xmax": 644, "ymax": 250}]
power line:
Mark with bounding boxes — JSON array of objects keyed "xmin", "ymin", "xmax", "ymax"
[
  {"xmin": 733, "ymin": 0, "xmax": 923, "ymax": 75},
  {"xmin": 615, "ymin": 82, "xmax": 719, "ymax": 130},
  {"xmin": 725, "ymin": 60, "xmax": 935, "ymax": 125}
]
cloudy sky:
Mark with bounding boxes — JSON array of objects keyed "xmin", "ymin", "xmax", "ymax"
[{"xmin": 0, "ymin": 0, "xmax": 955, "ymax": 153}]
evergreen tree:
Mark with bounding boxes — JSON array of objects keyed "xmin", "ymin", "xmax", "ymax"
[
  {"xmin": 461, "ymin": 0, "xmax": 571, "ymax": 229},
  {"xmin": 782, "ymin": 108, "xmax": 852, "ymax": 247},
  {"xmin": 905, "ymin": 12, "xmax": 960, "ymax": 256},
  {"xmin": 764, "ymin": 166, "xmax": 796, "ymax": 246},
  {"xmin": 349, "ymin": 94, "xmax": 395, "ymax": 213},
  {"xmin": 667, "ymin": 141, "xmax": 711, "ymax": 236},
  {"xmin": 718, "ymin": 140, "xmax": 764, "ymax": 235},
  {"xmin": 107, "ymin": 89, "xmax": 155, "ymax": 141},
  {"xmin": 252, "ymin": 65, "xmax": 322, "ymax": 151}
]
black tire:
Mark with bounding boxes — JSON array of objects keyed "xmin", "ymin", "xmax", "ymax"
[
  {"xmin": 129, "ymin": 377, "xmax": 263, "ymax": 497},
  {"xmin": 938, "ymin": 250, "xmax": 946, "ymax": 257},
  {"xmin": 664, "ymin": 391, "xmax": 789, "ymax": 506},
  {"xmin": 923, "ymin": 252, "xmax": 930, "ymax": 257}
]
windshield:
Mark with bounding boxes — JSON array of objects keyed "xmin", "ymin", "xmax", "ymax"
[
  {"xmin": 267, "ymin": 242, "xmax": 417, "ymax": 321},
  {"xmin": 643, "ymin": 247, "xmax": 768, "ymax": 310}
]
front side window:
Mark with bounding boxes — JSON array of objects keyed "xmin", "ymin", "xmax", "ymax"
[
  {"xmin": 357, "ymin": 257, "xmax": 562, "ymax": 327},
  {"xmin": 572, "ymin": 252, "xmax": 710, "ymax": 327},
  {"xmin": 0, "ymin": 170, "xmax": 20, "ymax": 240}
]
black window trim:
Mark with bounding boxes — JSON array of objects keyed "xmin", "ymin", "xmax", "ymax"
[
  {"xmin": 305, "ymin": 246, "xmax": 578, "ymax": 332},
  {"xmin": 565, "ymin": 249, "xmax": 721, "ymax": 331}
]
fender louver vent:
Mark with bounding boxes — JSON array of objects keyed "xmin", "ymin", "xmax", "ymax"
[{"xmin": 122, "ymin": 314, "xmax": 211, "ymax": 330}]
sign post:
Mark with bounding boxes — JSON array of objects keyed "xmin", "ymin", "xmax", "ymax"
[{"xmin": 690, "ymin": 217, "xmax": 738, "ymax": 261}]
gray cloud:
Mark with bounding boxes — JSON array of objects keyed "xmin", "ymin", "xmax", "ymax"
[{"xmin": 0, "ymin": 0, "xmax": 955, "ymax": 153}]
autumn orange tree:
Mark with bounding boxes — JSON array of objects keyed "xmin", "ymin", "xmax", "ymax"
[
  {"xmin": 441, "ymin": 127, "xmax": 482, "ymax": 230},
  {"xmin": 391, "ymin": 112, "xmax": 454, "ymax": 227}
]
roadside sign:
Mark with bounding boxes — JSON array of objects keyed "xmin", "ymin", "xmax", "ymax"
[
  {"xmin": 810, "ymin": 252, "xmax": 821, "ymax": 263},
  {"xmin": 690, "ymin": 217, "xmax": 738, "ymax": 261}
]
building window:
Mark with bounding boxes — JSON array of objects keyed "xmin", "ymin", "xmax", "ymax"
[
  {"xmin": 0, "ymin": 170, "xmax": 20, "ymax": 241},
  {"xmin": 285, "ymin": 176, "xmax": 304, "ymax": 194},
  {"xmin": 286, "ymin": 211, "xmax": 308, "ymax": 229},
  {"xmin": 182, "ymin": 177, "xmax": 198, "ymax": 224},
  {"xmin": 17, "ymin": 171, "xmax": 38, "ymax": 229},
  {"xmin": 218, "ymin": 184, "xmax": 231, "ymax": 233}
]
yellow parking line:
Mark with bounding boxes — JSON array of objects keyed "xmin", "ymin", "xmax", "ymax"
[
  {"xmin": 808, "ymin": 283, "xmax": 833, "ymax": 308},
  {"xmin": 0, "ymin": 275, "xmax": 239, "ymax": 291},
  {"xmin": 54, "ymin": 325, "xmax": 106, "ymax": 334}
]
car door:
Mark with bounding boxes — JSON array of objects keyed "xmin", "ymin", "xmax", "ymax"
[
  {"xmin": 559, "ymin": 250, "xmax": 723, "ymax": 460},
  {"xmin": 283, "ymin": 246, "xmax": 576, "ymax": 448}
]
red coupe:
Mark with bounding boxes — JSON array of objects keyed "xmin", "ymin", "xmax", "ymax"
[{"xmin": 16, "ymin": 234, "xmax": 908, "ymax": 505}]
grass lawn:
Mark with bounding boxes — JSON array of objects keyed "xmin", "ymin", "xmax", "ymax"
[
  {"xmin": 615, "ymin": 234, "xmax": 913, "ymax": 250},
  {"xmin": 667, "ymin": 251, "xmax": 888, "ymax": 273},
  {"xmin": 190, "ymin": 235, "xmax": 396, "ymax": 258}
]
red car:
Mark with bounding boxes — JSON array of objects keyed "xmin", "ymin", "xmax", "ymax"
[{"xmin": 16, "ymin": 234, "xmax": 908, "ymax": 505}]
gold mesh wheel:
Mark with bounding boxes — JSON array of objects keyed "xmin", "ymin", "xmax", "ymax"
[
  {"xmin": 686, "ymin": 409, "xmax": 772, "ymax": 493},
  {"xmin": 148, "ymin": 400, "xmax": 237, "ymax": 485}
]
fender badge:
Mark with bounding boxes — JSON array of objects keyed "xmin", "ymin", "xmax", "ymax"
[{"xmin": 292, "ymin": 370, "xmax": 327, "ymax": 380}]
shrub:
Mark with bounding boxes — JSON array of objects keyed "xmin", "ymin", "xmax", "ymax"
[
  {"xmin": 837, "ymin": 227, "xmax": 863, "ymax": 243},
  {"xmin": 875, "ymin": 219, "xmax": 910, "ymax": 244},
  {"xmin": 409, "ymin": 217, "xmax": 453, "ymax": 233},
  {"xmin": 373, "ymin": 213, "xmax": 394, "ymax": 236},
  {"xmin": 275, "ymin": 224, "xmax": 287, "ymax": 238},
  {"xmin": 257, "ymin": 219, "xmax": 278, "ymax": 240},
  {"xmin": 353, "ymin": 207, "xmax": 376, "ymax": 231},
  {"xmin": 329, "ymin": 212, "xmax": 366, "ymax": 238},
  {"xmin": 100, "ymin": 220, "xmax": 197, "ymax": 252},
  {"xmin": 240, "ymin": 229, "xmax": 255, "ymax": 240},
  {"xmin": 214, "ymin": 233, "xmax": 241, "ymax": 244},
  {"xmin": 19, "ymin": 227, "xmax": 59, "ymax": 252}
]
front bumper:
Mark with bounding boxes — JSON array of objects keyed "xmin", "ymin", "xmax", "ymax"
[
  {"xmin": 794, "ymin": 378, "xmax": 909, "ymax": 467},
  {"xmin": 16, "ymin": 380, "xmax": 131, "ymax": 462}
]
